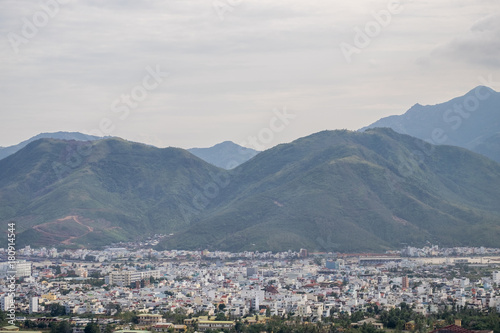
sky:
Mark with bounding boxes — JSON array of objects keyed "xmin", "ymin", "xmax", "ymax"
[{"xmin": 1, "ymin": 0, "xmax": 500, "ymax": 150}]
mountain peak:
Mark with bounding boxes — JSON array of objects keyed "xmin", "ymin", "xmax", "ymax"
[
  {"xmin": 0, "ymin": 131, "xmax": 104, "ymax": 161},
  {"xmin": 361, "ymin": 86, "xmax": 500, "ymax": 162},
  {"xmin": 188, "ymin": 141, "xmax": 259, "ymax": 169}
]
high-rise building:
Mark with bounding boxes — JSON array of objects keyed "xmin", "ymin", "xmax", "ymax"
[
  {"xmin": 29, "ymin": 297, "xmax": 39, "ymax": 314},
  {"xmin": 492, "ymin": 271, "xmax": 500, "ymax": 284},
  {"xmin": 402, "ymin": 276, "xmax": 409, "ymax": 289}
]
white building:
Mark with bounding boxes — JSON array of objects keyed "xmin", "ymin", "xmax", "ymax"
[
  {"xmin": 106, "ymin": 270, "xmax": 161, "ymax": 286},
  {"xmin": 14, "ymin": 260, "xmax": 32, "ymax": 278},
  {"xmin": 1, "ymin": 294, "xmax": 14, "ymax": 311},
  {"xmin": 492, "ymin": 271, "xmax": 500, "ymax": 284},
  {"xmin": 29, "ymin": 297, "xmax": 39, "ymax": 313}
]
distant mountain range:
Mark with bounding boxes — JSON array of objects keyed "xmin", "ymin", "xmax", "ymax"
[
  {"xmin": 361, "ymin": 86, "xmax": 500, "ymax": 162},
  {"xmin": 188, "ymin": 141, "xmax": 259, "ymax": 169},
  {"xmin": 2, "ymin": 128, "xmax": 500, "ymax": 252},
  {"xmin": 0, "ymin": 132, "xmax": 103, "ymax": 161},
  {"xmin": 0, "ymin": 132, "xmax": 258, "ymax": 169}
]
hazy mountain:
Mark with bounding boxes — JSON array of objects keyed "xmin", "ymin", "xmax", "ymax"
[
  {"xmin": 0, "ymin": 137, "xmax": 223, "ymax": 248},
  {"xmin": 188, "ymin": 141, "xmax": 259, "ymax": 169},
  {"xmin": 0, "ymin": 132, "xmax": 103, "ymax": 160},
  {"xmin": 360, "ymin": 86, "xmax": 500, "ymax": 162},
  {"xmin": 2, "ymin": 129, "xmax": 500, "ymax": 251}
]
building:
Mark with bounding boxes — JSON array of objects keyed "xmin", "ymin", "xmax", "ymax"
[
  {"xmin": 492, "ymin": 271, "xmax": 500, "ymax": 284},
  {"xmin": 106, "ymin": 270, "xmax": 161, "ymax": 286},
  {"xmin": 0, "ymin": 260, "xmax": 32, "ymax": 278},
  {"xmin": 152, "ymin": 324, "xmax": 186, "ymax": 333},
  {"xmin": 405, "ymin": 321, "xmax": 416, "ymax": 331},
  {"xmin": 137, "ymin": 314, "xmax": 164, "ymax": 326},
  {"xmin": 429, "ymin": 323, "xmax": 493, "ymax": 333},
  {"xmin": 15, "ymin": 260, "xmax": 32, "ymax": 278},
  {"xmin": 351, "ymin": 318, "xmax": 384, "ymax": 330},
  {"xmin": 359, "ymin": 256, "xmax": 402, "ymax": 266},
  {"xmin": 197, "ymin": 321, "xmax": 235, "ymax": 332},
  {"xmin": 41, "ymin": 293, "xmax": 57, "ymax": 301},
  {"xmin": 246, "ymin": 267, "xmax": 257, "ymax": 277},
  {"xmin": 0, "ymin": 294, "xmax": 14, "ymax": 311},
  {"xmin": 402, "ymin": 276, "xmax": 409, "ymax": 289},
  {"xmin": 29, "ymin": 297, "xmax": 39, "ymax": 314}
]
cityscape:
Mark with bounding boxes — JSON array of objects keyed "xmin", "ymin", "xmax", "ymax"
[
  {"xmin": 1, "ymin": 244, "xmax": 500, "ymax": 333},
  {"xmin": 2, "ymin": 1, "xmax": 500, "ymax": 333}
]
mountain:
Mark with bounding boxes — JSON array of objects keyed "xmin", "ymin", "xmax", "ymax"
[
  {"xmin": 2, "ymin": 129, "xmax": 500, "ymax": 252},
  {"xmin": 159, "ymin": 128, "xmax": 500, "ymax": 252},
  {"xmin": 188, "ymin": 141, "xmax": 259, "ymax": 169},
  {"xmin": 0, "ymin": 137, "xmax": 223, "ymax": 248},
  {"xmin": 0, "ymin": 132, "xmax": 103, "ymax": 160},
  {"xmin": 360, "ymin": 86, "xmax": 500, "ymax": 162}
]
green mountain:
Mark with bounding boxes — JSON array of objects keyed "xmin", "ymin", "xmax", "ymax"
[
  {"xmin": 188, "ymin": 141, "xmax": 259, "ymax": 169},
  {"xmin": 0, "ymin": 138, "xmax": 224, "ymax": 248},
  {"xmin": 159, "ymin": 128, "xmax": 500, "ymax": 252},
  {"xmin": 2, "ymin": 129, "xmax": 500, "ymax": 252},
  {"xmin": 0, "ymin": 131, "xmax": 103, "ymax": 161},
  {"xmin": 361, "ymin": 86, "xmax": 500, "ymax": 163}
]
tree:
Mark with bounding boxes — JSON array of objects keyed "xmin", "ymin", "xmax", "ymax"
[
  {"xmin": 104, "ymin": 325, "xmax": 114, "ymax": 333},
  {"xmin": 84, "ymin": 322, "xmax": 100, "ymax": 333},
  {"xmin": 0, "ymin": 311, "xmax": 7, "ymax": 326},
  {"xmin": 51, "ymin": 321, "xmax": 72, "ymax": 333},
  {"xmin": 50, "ymin": 303, "xmax": 67, "ymax": 316},
  {"xmin": 120, "ymin": 311, "xmax": 138, "ymax": 324},
  {"xmin": 215, "ymin": 313, "xmax": 227, "ymax": 321}
]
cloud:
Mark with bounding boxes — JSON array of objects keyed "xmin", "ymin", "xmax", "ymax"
[
  {"xmin": 425, "ymin": 14, "xmax": 500, "ymax": 67},
  {"xmin": 1, "ymin": 0, "xmax": 500, "ymax": 148}
]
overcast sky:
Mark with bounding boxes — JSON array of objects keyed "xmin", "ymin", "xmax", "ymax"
[{"xmin": 1, "ymin": 0, "xmax": 499, "ymax": 149}]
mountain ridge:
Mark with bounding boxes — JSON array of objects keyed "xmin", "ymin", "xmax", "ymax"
[
  {"xmin": 0, "ymin": 131, "xmax": 104, "ymax": 161},
  {"xmin": 188, "ymin": 141, "xmax": 259, "ymax": 169},
  {"xmin": 2, "ymin": 128, "xmax": 499, "ymax": 251},
  {"xmin": 159, "ymin": 128, "xmax": 500, "ymax": 252},
  {"xmin": 361, "ymin": 86, "xmax": 500, "ymax": 162}
]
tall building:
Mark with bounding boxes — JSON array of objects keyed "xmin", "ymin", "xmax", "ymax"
[
  {"xmin": 29, "ymin": 297, "xmax": 39, "ymax": 314},
  {"xmin": 492, "ymin": 271, "xmax": 500, "ymax": 284},
  {"xmin": 251, "ymin": 295, "xmax": 259, "ymax": 311},
  {"xmin": 402, "ymin": 276, "xmax": 409, "ymax": 289},
  {"xmin": 299, "ymin": 249, "xmax": 308, "ymax": 258}
]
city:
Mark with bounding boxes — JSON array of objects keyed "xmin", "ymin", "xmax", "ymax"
[{"xmin": 1, "ymin": 245, "xmax": 500, "ymax": 333}]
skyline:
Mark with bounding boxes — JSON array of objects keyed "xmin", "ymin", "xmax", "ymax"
[{"xmin": 1, "ymin": 0, "xmax": 500, "ymax": 149}]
